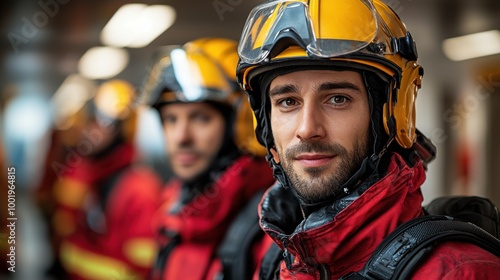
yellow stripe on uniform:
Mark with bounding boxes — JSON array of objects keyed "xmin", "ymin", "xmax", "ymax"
[
  {"xmin": 60, "ymin": 241, "xmax": 142, "ymax": 280},
  {"xmin": 123, "ymin": 238, "xmax": 158, "ymax": 268},
  {"xmin": 53, "ymin": 178, "xmax": 89, "ymax": 209}
]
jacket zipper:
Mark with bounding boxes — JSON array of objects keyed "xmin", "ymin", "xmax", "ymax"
[
  {"xmin": 281, "ymin": 235, "xmax": 330, "ymax": 279},
  {"xmin": 281, "ymin": 237, "xmax": 294, "ymax": 270}
]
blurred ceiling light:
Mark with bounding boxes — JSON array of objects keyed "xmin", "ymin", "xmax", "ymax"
[
  {"xmin": 78, "ymin": 46, "xmax": 129, "ymax": 80},
  {"xmin": 442, "ymin": 30, "xmax": 500, "ymax": 61},
  {"xmin": 100, "ymin": 4, "xmax": 176, "ymax": 48}
]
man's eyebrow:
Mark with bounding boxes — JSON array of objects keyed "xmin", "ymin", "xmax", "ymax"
[
  {"xmin": 318, "ymin": 82, "xmax": 362, "ymax": 93},
  {"xmin": 269, "ymin": 82, "xmax": 362, "ymax": 97},
  {"xmin": 269, "ymin": 84, "xmax": 299, "ymax": 97}
]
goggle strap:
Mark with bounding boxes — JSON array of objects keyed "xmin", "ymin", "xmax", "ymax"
[{"xmin": 391, "ymin": 32, "xmax": 418, "ymax": 61}]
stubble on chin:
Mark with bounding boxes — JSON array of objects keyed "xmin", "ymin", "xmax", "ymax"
[{"xmin": 280, "ymin": 140, "xmax": 368, "ymax": 202}]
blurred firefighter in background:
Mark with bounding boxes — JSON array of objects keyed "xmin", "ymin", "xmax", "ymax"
[
  {"xmin": 48, "ymin": 79, "xmax": 163, "ymax": 280},
  {"xmin": 33, "ymin": 75, "xmax": 95, "ymax": 279},
  {"xmin": 138, "ymin": 37, "xmax": 275, "ymax": 280}
]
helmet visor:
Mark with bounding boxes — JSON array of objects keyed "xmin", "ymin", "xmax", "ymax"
[
  {"xmin": 168, "ymin": 48, "xmax": 233, "ymax": 102},
  {"xmin": 238, "ymin": 0, "xmax": 378, "ymax": 64}
]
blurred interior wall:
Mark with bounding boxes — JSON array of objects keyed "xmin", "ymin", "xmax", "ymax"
[{"xmin": 443, "ymin": 64, "xmax": 500, "ymax": 206}]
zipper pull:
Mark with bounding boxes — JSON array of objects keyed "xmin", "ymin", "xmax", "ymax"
[
  {"xmin": 283, "ymin": 249, "xmax": 293, "ymax": 270},
  {"xmin": 281, "ymin": 238, "xmax": 294, "ymax": 270}
]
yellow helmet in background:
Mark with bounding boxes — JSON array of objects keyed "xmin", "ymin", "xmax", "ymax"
[
  {"xmin": 237, "ymin": 0, "xmax": 424, "ymax": 150},
  {"xmin": 139, "ymin": 37, "xmax": 266, "ymax": 157},
  {"xmin": 51, "ymin": 74, "xmax": 96, "ymax": 146},
  {"xmin": 93, "ymin": 79, "xmax": 137, "ymax": 143}
]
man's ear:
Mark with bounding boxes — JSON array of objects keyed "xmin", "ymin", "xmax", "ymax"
[{"xmin": 270, "ymin": 147, "xmax": 280, "ymax": 163}]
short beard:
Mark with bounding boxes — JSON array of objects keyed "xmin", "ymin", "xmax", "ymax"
[{"xmin": 280, "ymin": 139, "xmax": 369, "ymax": 202}]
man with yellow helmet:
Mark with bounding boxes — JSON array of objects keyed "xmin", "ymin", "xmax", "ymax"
[
  {"xmin": 236, "ymin": 0, "xmax": 500, "ymax": 279},
  {"xmin": 139, "ymin": 37, "xmax": 275, "ymax": 279},
  {"xmin": 51, "ymin": 79, "xmax": 163, "ymax": 280}
]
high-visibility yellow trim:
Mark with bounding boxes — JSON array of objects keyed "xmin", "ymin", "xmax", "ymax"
[
  {"xmin": 60, "ymin": 241, "xmax": 142, "ymax": 280},
  {"xmin": 53, "ymin": 178, "xmax": 89, "ymax": 209},
  {"xmin": 123, "ymin": 238, "xmax": 157, "ymax": 268}
]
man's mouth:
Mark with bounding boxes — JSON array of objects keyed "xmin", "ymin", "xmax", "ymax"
[
  {"xmin": 174, "ymin": 152, "xmax": 200, "ymax": 165},
  {"xmin": 295, "ymin": 153, "xmax": 336, "ymax": 168}
]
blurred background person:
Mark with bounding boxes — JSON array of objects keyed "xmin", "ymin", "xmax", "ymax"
[
  {"xmin": 50, "ymin": 79, "xmax": 163, "ymax": 280},
  {"xmin": 33, "ymin": 74, "xmax": 96, "ymax": 279},
  {"xmin": 138, "ymin": 37, "xmax": 275, "ymax": 280}
]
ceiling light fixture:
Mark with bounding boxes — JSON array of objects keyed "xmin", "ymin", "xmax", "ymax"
[
  {"xmin": 78, "ymin": 46, "xmax": 129, "ymax": 79},
  {"xmin": 442, "ymin": 30, "xmax": 500, "ymax": 61},
  {"xmin": 100, "ymin": 4, "xmax": 176, "ymax": 48}
]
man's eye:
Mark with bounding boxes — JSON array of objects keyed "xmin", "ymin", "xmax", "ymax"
[
  {"xmin": 329, "ymin": 95, "xmax": 349, "ymax": 105},
  {"xmin": 162, "ymin": 115, "xmax": 175, "ymax": 123},
  {"xmin": 278, "ymin": 98, "xmax": 297, "ymax": 107},
  {"xmin": 194, "ymin": 114, "xmax": 211, "ymax": 123}
]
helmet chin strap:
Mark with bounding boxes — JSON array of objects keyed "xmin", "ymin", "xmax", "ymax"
[{"xmin": 266, "ymin": 154, "xmax": 291, "ymax": 189}]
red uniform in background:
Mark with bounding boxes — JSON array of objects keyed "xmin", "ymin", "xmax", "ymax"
[
  {"xmin": 50, "ymin": 79, "xmax": 164, "ymax": 280},
  {"xmin": 55, "ymin": 142, "xmax": 163, "ymax": 280},
  {"xmin": 152, "ymin": 155, "xmax": 275, "ymax": 280}
]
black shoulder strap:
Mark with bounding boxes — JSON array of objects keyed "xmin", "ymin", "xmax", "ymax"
[
  {"xmin": 218, "ymin": 191, "xmax": 266, "ymax": 280},
  {"xmin": 340, "ymin": 215, "xmax": 500, "ymax": 280}
]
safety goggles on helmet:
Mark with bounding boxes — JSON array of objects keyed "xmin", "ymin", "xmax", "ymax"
[{"xmin": 238, "ymin": 0, "xmax": 416, "ymax": 65}]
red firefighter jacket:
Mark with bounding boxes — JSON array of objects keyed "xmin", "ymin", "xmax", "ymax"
[
  {"xmin": 55, "ymin": 143, "xmax": 163, "ymax": 280},
  {"xmin": 259, "ymin": 153, "xmax": 500, "ymax": 279},
  {"xmin": 152, "ymin": 155, "xmax": 275, "ymax": 280}
]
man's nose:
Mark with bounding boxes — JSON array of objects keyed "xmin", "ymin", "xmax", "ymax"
[
  {"xmin": 172, "ymin": 120, "xmax": 192, "ymax": 146},
  {"xmin": 295, "ymin": 102, "xmax": 326, "ymax": 141}
]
